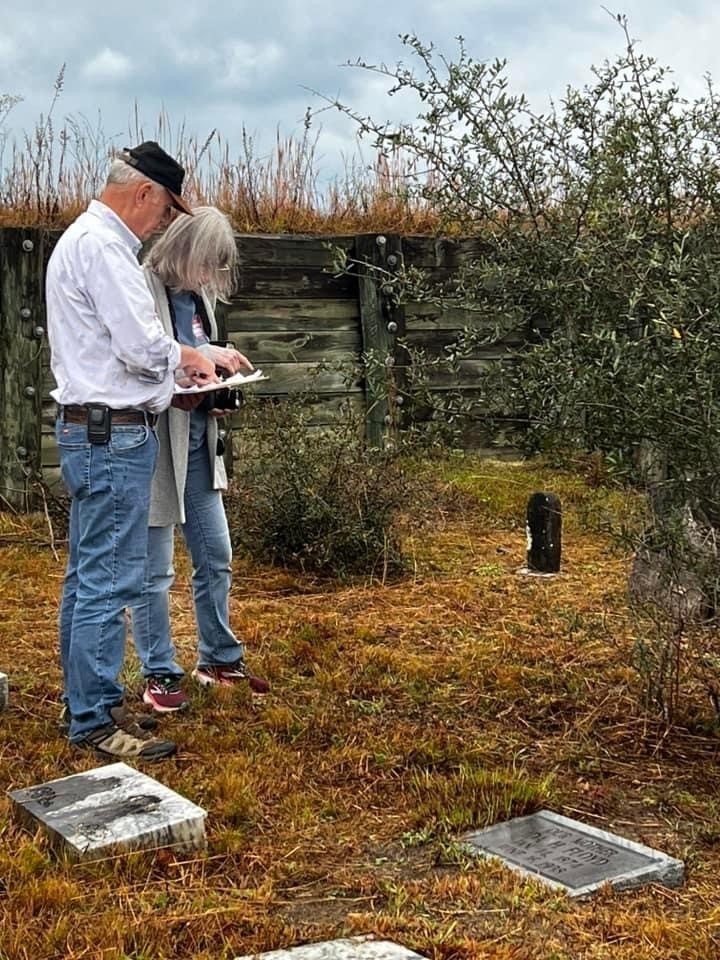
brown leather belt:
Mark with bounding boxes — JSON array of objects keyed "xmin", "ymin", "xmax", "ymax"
[{"xmin": 59, "ymin": 405, "xmax": 158, "ymax": 427}]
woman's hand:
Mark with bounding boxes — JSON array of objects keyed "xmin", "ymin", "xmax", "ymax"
[{"xmin": 209, "ymin": 345, "xmax": 253, "ymax": 374}]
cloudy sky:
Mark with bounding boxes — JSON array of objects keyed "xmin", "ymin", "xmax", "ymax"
[{"xmin": 1, "ymin": 1, "xmax": 719, "ymax": 185}]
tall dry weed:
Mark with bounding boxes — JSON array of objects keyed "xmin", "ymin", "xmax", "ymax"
[{"xmin": 0, "ymin": 86, "xmax": 439, "ymax": 234}]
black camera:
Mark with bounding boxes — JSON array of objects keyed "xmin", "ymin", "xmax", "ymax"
[
  {"xmin": 211, "ymin": 382, "xmax": 243, "ymax": 412},
  {"xmin": 199, "ymin": 340, "xmax": 244, "ymax": 412},
  {"xmin": 197, "ymin": 370, "xmax": 243, "ymax": 412}
]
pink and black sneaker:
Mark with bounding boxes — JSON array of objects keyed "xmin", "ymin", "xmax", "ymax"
[{"xmin": 143, "ymin": 676, "xmax": 190, "ymax": 713}]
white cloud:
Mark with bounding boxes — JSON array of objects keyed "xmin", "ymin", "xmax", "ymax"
[
  {"xmin": 4, "ymin": 0, "xmax": 720, "ymax": 183},
  {"xmin": 83, "ymin": 48, "xmax": 133, "ymax": 82},
  {"xmin": 0, "ymin": 35, "xmax": 19, "ymax": 66},
  {"xmin": 218, "ymin": 40, "xmax": 284, "ymax": 91},
  {"xmin": 163, "ymin": 38, "xmax": 216, "ymax": 69},
  {"xmin": 634, "ymin": 8, "xmax": 720, "ymax": 98}
]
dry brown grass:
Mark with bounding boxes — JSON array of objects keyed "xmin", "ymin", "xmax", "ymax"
[
  {"xmin": 0, "ymin": 105, "xmax": 440, "ymax": 235},
  {"xmin": 1, "ymin": 458, "xmax": 720, "ymax": 960}
]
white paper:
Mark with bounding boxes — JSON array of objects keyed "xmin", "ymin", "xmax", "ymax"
[{"xmin": 174, "ymin": 369, "xmax": 268, "ymax": 395}]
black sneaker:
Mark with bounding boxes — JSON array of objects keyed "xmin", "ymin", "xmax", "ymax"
[{"xmin": 74, "ymin": 704, "xmax": 176, "ymax": 760}]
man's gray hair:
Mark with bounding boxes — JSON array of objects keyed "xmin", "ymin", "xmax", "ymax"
[
  {"xmin": 145, "ymin": 205, "xmax": 238, "ymax": 301},
  {"xmin": 106, "ymin": 155, "xmax": 158, "ymax": 189}
]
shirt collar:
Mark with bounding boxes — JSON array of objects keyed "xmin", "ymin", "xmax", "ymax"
[{"xmin": 87, "ymin": 199, "xmax": 142, "ymax": 254}]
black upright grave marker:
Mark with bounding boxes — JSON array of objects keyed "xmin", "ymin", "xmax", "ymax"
[{"xmin": 526, "ymin": 492, "xmax": 562, "ymax": 573}]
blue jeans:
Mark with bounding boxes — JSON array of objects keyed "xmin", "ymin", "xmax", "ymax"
[
  {"xmin": 56, "ymin": 418, "xmax": 158, "ymax": 741},
  {"xmin": 131, "ymin": 441, "xmax": 243, "ymax": 677}
]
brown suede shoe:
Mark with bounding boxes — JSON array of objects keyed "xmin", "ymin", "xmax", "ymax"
[
  {"xmin": 60, "ymin": 701, "xmax": 158, "ymax": 736},
  {"xmin": 75, "ymin": 703, "xmax": 176, "ymax": 760}
]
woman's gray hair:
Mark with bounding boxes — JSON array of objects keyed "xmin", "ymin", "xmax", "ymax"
[{"xmin": 145, "ymin": 205, "xmax": 238, "ymax": 301}]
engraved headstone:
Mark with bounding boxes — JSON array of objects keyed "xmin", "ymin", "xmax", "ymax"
[
  {"xmin": 9, "ymin": 761, "xmax": 206, "ymax": 861},
  {"xmin": 461, "ymin": 810, "xmax": 683, "ymax": 897},
  {"xmin": 234, "ymin": 939, "xmax": 426, "ymax": 960},
  {"xmin": 0, "ymin": 672, "xmax": 7, "ymax": 711}
]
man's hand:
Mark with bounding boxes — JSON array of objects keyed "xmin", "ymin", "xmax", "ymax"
[
  {"xmin": 179, "ymin": 345, "xmax": 219, "ymax": 385},
  {"xmin": 209, "ymin": 345, "xmax": 253, "ymax": 375}
]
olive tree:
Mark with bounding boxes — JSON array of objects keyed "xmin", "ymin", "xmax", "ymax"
[{"xmin": 320, "ymin": 17, "xmax": 720, "ymax": 720}]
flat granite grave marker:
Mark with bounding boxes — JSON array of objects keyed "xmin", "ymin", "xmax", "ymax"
[
  {"xmin": 8, "ymin": 761, "xmax": 206, "ymax": 861},
  {"xmin": 461, "ymin": 810, "xmax": 684, "ymax": 897},
  {"xmin": 234, "ymin": 939, "xmax": 426, "ymax": 960}
]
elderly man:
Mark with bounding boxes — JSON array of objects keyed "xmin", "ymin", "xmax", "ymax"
[{"xmin": 47, "ymin": 141, "xmax": 219, "ymax": 760}]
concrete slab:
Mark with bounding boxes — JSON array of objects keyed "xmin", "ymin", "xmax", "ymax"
[
  {"xmin": 234, "ymin": 938, "xmax": 426, "ymax": 960},
  {"xmin": 461, "ymin": 809, "xmax": 684, "ymax": 897},
  {"xmin": 8, "ymin": 761, "xmax": 206, "ymax": 861}
]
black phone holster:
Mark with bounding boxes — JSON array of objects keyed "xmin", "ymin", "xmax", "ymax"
[{"xmin": 87, "ymin": 405, "xmax": 111, "ymax": 444}]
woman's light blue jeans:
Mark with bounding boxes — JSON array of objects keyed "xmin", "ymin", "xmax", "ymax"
[
  {"xmin": 56, "ymin": 419, "xmax": 158, "ymax": 742},
  {"xmin": 131, "ymin": 441, "xmax": 243, "ymax": 677}
]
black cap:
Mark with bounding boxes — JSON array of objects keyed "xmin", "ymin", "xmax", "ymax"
[{"xmin": 123, "ymin": 141, "xmax": 192, "ymax": 215}]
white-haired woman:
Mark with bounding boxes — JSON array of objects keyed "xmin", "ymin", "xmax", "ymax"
[{"xmin": 130, "ymin": 205, "xmax": 269, "ymax": 712}]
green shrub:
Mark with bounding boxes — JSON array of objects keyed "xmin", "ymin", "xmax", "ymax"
[{"xmin": 225, "ymin": 398, "xmax": 408, "ymax": 579}]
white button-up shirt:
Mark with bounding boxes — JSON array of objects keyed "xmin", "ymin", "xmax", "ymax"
[{"xmin": 46, "ymin": 199, "xmax": 181, "ymax": 414}]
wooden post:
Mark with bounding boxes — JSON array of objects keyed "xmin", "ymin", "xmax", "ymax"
[
  {"xmin": 526, "ymin": 492, "xmax": 562, "ymax": 573},
  {"xmin": 0, "ymin": 228, "xmax": 45, "ymax": 511},
  {"xmin": 356, "ymin": 234, "xmax": 407, "ymax": 448}
]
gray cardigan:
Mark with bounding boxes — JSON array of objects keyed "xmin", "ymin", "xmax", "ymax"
[{"xmin": 145, "ymin": 267, "xmax": 228, "ymax": 527}]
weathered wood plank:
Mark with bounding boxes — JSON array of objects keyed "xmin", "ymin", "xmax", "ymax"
[
  {"xmin": 234, "ymin": 234, "xmax": 354, "ymax": 268},
  {"xmin": 0, "ymin": 228, "xmax": 46, "ymax": 509},
  {"xmin": 224, "ymin": 298, "xmax": 358, "ymax": 330},
  {"xmin": 403, "ymin": 329, "xmax": 526, "ymax": 353},
  {"xmin": 407, "ymin": 356, "xmax": 518, "ymax": 387},
  {"xmin": 405, "ymin": 303, "xmax": 486, "ymax": 326},
  {"xmin": 402, "ymin": 235, "xmax": 493, "ymax": 269},
  {"xmin": 227, "ymin": 330, "xmax": 361, "ymax": 363},
  {"xmin": 404, "ymin": 301, "xmax": 527, "ymax": 336},
  {"xmin": 235, "ymin": 267, "xmax": 356, "ymax": 299},
  {"xmin": 245, "ymin": 362, "xmax": 363, "ymax": 395}
]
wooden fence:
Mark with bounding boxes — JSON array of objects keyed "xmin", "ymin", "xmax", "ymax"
[{"xmin": 0, "ymin": 228, "xmax": 526, "ymax": 510}]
